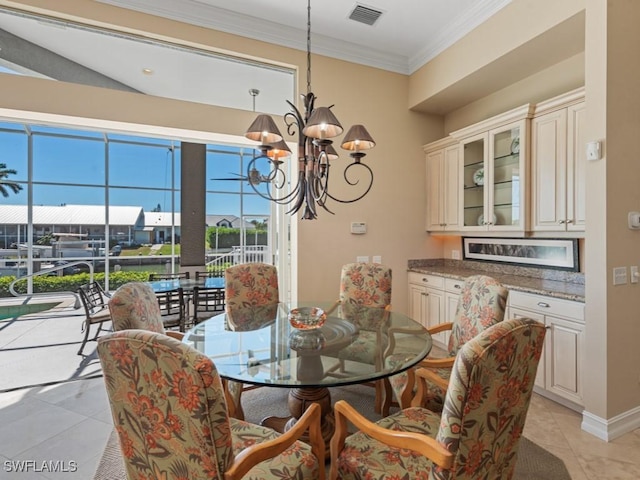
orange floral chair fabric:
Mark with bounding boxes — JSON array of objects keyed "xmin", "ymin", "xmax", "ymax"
[
  {"xmin": 339, "ymin": 262, "xmax": 392, "ymax": 311},
  {"xmin": 331, "ymin": 317, "xmax": 546, "ymax": 480},
  {"xmin": 224, "ymin": 263, "xmax": 279, "ymax": 310},
  {"xmin": 224, "ymin": 263, "xmax": 280, "ymax": 419},
  {"xmin": 385, "ymin": 274, "xmax": 508, "ymax": 414},
  {"xmin": 108, "ymin": 282, "xmax": 166, "ymax": 333},
  {"xmin": 98, "ymin": 330, "xmax": 323, "ymax": 480},
  {"xmin": 333, "ymin": 262, "xmax": 392, "ymax": 413}
]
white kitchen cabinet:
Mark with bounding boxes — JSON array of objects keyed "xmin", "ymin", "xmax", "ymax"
[
  {"xmin": 452, "ymin": 105, "xmax": 532, "ymax": 233},
  {"xmin": 408, "ymin": 273, "xmax": 462, "ymax": 349},
  {"xmin": 443, "ymin": 278, "xmax": 464, "ymax": 348},
  {"xmin": 424, "ymin": 139, "xmax": 460, "ymax": 232},
  {"xmin": 531, "ymin": 88, "xmax": 586, "ymax": 233},
  {"xmin": 507, "ymin": 290, "xmax": 585, "ymax": 409}
]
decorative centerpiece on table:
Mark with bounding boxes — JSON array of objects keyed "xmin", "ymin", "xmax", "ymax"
[{"xmin": 288, "ymin": 307, "xmax": 326, "ymax": 330}]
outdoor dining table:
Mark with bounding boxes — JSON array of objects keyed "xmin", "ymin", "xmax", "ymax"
[
  {"xmin": 182, "ymin": 301, "xmax": 432, "ymax": 452},
  {"xmin": 148, "ymin": 276, "xmax": 224, "ymax": 294}
]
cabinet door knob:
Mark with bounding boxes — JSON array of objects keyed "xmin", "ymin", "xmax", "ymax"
[
  {"xmin": 558, "ymin": 220, "xmax": 566, "ymax": 224},
  {"xmin": 454, "ymin": 284, "xmax": 461, "ymax": 289},
  {"xmin": 566, "ymin": 219, "xmax": 573, "ymax": 224},
  {"xmin": 537, "ymin": 302, "xmax": 550, "ymax": 308},
  {"xmin": 422, "ymin": 278, "xmax": 428, "ymax": 282}
]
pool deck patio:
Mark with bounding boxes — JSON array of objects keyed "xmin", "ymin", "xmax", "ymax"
[
  {"xmin": 0, "ymin": 294, "xmax": 112, "ymax": 479},
  {"xmin": 0, "ymin": 295, "xmax": 106, "ymax": 393}
]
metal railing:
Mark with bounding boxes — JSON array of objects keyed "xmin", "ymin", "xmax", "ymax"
[
  {"xmin": 205, "ymin": 245, "xmax": 270, "ymax": 271},
  {"xmin": 8, "ymin": 260, "xmax": 96, "ymax": 309}
]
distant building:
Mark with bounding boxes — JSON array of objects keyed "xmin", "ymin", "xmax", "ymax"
[{"xmin": 0, "ymin": 205, "xmax": 257, "ymax": 248}]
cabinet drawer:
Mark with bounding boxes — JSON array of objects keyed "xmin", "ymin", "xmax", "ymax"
[
  {"xmin": 444, "ymin": 278, "xmax": 464, "ymax": 294},
  {"xmin": 509, "ymin": 291, "xmax": 584, "ymax": 322},
  {"xmin": 408, "ymin": 272, "xmax": 444, "ymax": 288}
]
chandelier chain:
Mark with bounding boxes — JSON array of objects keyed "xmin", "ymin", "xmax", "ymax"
[
  {"xmin": 242, "ymin": 0, "xmax": 375, "ymax": 219},
  {"xmin": 306, "ymin": 0, "xmax": 312, "ymax": 95}
]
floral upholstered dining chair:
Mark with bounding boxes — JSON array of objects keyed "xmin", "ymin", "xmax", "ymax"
[
  {"xmin": 330, "ymin": 262, "xmax": 392, "ymax": 413},
  {"xmin": 225, "ymin": 262, "xmax": 279, "ymax": 310},
  {"xmin": 383, "ymin": 274, "xmax": 508, "ymax": 415},
  {"xmin": 224, "ymin": 263, "xmax": 280, "ymax": 417},
  {"xmin": 108, "ymin": 281, "xmax": 182, "ymax": 338},
  {"xmin": 330, "ymin": 317, "xmax": 546, "ymax": 480},
  {"xmin": 108, "ymin": 281, "xmax": 248, "ymax": 419},
  {"xmin": 98, "ymin": 330, "xmax": 325, "ymax": 480}
]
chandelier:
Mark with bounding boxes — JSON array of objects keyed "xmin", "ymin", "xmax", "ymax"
[{"xmin": 244, "ymin": 0, "xmax": 376, "ymax": 220}]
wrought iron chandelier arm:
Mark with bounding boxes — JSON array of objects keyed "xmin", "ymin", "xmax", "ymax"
[
  {"xmin": 246, "ymin": 155, "xmax": 302, "ymax": 205},
  {"xmin": 242, "ymin": 0, "xmax": 375, "ymax": 219},
  {"xmin": 322, "ymin": 161, "xmax": 374, "ymax": 204}
]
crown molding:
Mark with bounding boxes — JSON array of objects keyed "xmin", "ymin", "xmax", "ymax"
[
  {"xmin": 98, "ymin": 0, "xmax": 411, "ymax": 74},
  {"xmin": 408, "ymin": 0, "xmax": 512, "ymax": 73},
  {"xmin": 98, "ymin": 0, "xmax": 511, "ymax": 75}
]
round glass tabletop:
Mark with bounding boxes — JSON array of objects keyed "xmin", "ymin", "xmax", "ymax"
[{"xmin": 183, "ymin": 301, "xmax": 432, "ymax": 388}]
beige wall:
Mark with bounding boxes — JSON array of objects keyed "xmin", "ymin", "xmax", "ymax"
[
  {"xmin": 408, "ymin": 0, "xmax": 585, "ymax": 114},
  {"xmin": 5, "ymin": 0, "xmax": 640, "ymax": 429},
  {"xmin": 583, "ymin": 0, "xmax": 640, "ymax": 420},
  {"xmin": 0, "ymin": 0, "xmax": 443, "ymax": 315}
]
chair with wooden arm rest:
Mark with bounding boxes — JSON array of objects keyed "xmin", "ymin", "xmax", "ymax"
[
  {"xmin": 330, "ymin": 318, "xmax": 546, "ymax": 480},
  {"xmin": 330, "ymin": 400, "xmax": 453, "ymax": 480},
  {"xmin": 383, "ymin": 275, "xmax": 508, "ymax": 415},
  {"xmin": 98, "ymin": 329, "xmax": 325, "ymax": 480}
]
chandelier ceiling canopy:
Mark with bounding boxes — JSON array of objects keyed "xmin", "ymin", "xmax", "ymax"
[{"xmin": 244, "ymin": 0, "xmax": 376, "ymax": 220}]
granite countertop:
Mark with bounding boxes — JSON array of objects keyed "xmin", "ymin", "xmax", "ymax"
[{"xmin": 408, "ymin": 261, "xmax": 585, "ymax": 303}]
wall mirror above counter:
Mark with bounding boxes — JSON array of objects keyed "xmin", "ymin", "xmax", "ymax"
[{"xmin": 424, "ymin": 87, "xmax": 585, "ymax": 237}]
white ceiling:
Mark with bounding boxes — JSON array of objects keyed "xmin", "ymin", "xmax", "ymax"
[
  {"xmin": 0, "ymin": 0, "xmax": 514, "ymax": 117},
  {"xmin": 98, "ymin": 0, "xmax": 512, "ymax": 74}
]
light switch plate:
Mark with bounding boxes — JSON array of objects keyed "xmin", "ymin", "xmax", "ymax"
[
  {"xmin": 350, "ymin": 222, "xmax": 367, "ymax": 234},
  {"xmin": 613, "ymin": 266, "xmax": 628, "ymax": 285}
]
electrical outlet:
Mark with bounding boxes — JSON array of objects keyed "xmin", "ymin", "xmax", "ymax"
[
  {"xmin": 356, "ymin": 256, "xmax": 369, "ymax": 263},
  {"xmin": 372, "ymin": 255, "xmax": 382, "ymax": 264}
]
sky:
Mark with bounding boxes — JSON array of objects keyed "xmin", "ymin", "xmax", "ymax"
[{"xmin": 0, "ymin": 122, "xmax": 273, "ymax": 218}]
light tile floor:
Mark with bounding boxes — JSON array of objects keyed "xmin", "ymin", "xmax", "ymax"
[{"xmin": 1, "ymin": 297, "xmax": 640, "ymax": 479}]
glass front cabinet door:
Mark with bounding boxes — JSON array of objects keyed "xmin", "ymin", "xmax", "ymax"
[{"xmin": 461, "ymin": 120, "xmax": 527, "ymax": 232}]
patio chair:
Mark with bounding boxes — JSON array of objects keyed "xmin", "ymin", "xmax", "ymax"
[
  {"xmin": 192, "ymin": 285, "xmax": 226, "ymax": 325},
  {"xmin": 76, "ymin": 281, "xmax": 112, "ymax": 355},
  {"xmin": 195, "ymin": 269, "xmax": 224, "ymax": 279},
  {"xmin": 155, "ymin": 287, "xmax": 188, "ymax": 332},
  {"xmin": 384, "ymin": 274, "xmax": 508, "ymax": 415},
  {"xmin": 98, "ymin": 329, "xmax": 325, "ymax": 480},
  {"xmin": 330, "ymin": 318, "xmax": 546, "ymax": 480}
]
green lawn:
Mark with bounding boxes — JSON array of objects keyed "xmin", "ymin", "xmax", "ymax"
[{"xmin": 119, "ymin": 245, "xmax": 182, "ymax": 256}]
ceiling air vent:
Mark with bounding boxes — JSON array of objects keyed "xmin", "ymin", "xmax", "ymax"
[{"xmin": 348, "ymin": 4, "xmax": 383, "ymax": 26}]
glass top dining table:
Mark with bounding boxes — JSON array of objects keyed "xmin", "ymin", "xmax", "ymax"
[
  {"xmin": 183, "ymin": 301, "xmax": 431, "ymax": 450},
  {"xmin": 182, "ymin": 301, "xmax": 432, "ymax": 388}
]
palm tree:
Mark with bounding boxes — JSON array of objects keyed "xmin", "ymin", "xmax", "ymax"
[{"xmin": 0, "ymin": 163, "xmax": 23, "ymax": 197}]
